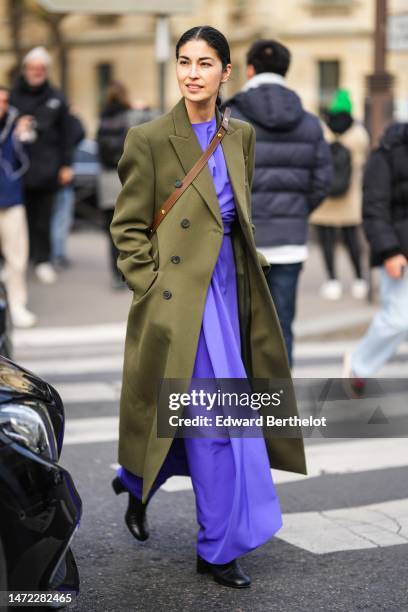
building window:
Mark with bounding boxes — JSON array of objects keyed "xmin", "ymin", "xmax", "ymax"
[
  {"xmin": 96, "ymin": 63, "xmax": 113, "ymax": 112},
  {"xmin": 8, "ymin": 65, "xmax": 20, "ymax": 86},
  {"xmin": 309, "ymin": 0, "xmax": 354, "ymax": 7},
  {"xmin": 311, "ymin": 0, "xmax": 352, "ymax": 3},
  {"xmin": 307, "ymin": 0, "xmax": 356, "ymax": 16},
  {"xmin": 318, "ymin": 60, "xmax": 340, "ymax": 115},
  {"xmin": 92, "ymin": 15, "xmax": 121, "ymax": 26}
]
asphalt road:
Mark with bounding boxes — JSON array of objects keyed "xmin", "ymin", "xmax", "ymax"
[
  {"xmin": 12, "ymin": 229, "xmax": 408, "ymax": 612},
  {"xmin": 13, "ymin": 327, "xmax": 408, "ymax": 612}
]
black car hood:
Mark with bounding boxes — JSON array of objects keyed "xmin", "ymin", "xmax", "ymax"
[
  {"xmin": 0, "ymin": 356, "xmax": 53, "ymax": 404},
  {"xmin": 0, "ymin": 356, "xmax": 64, "ymax": 456}
]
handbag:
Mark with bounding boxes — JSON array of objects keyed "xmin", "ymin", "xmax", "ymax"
[{"xmin": 148, "ymin": 107, "xmax": 231, "ymax": 236}]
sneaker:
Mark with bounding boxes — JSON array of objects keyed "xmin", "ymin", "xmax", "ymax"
[
  {"xmin": 35, "ymin": 262, "xmax": 57, "ymax": 284},
  {"xmin": 351, "ymin": 278, "xmax": 368, "ymax": 300},
  {"xmin": 10, "ymin": 305, "xmax": 37, "ymax": 328},
  {"xmin": 319, "ymin": 279, "xmax": 342, "ymax": 300},
  {"xmin": 342, "ymin": 351, "xmax": 366, "ymax": 398}
]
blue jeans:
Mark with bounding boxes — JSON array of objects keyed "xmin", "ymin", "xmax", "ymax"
[
  {"xmin": 265, "ymin": 262, "xmax": 303, "ymax": 368},
  {"xmin": 51, "ymin": 185, "xmax": 75, "ymax": 260},
  {"xmin": 351, "ymin": 267, "xmax": 408, "ymax": 377}
]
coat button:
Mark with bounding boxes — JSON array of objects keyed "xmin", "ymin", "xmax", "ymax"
[
  {"xmin": 174, "ymin": 179, "xmax": 183, "ymax": 188},
  {"xmin": 171, "ymin": 255, "xmax": 181, "ymax": 264},
  {"xmin": 162, "ymin": 290, "xmax": 172, "ymax": 300},
  {"xmin": 180, "ymin": 218, "xmax": 190, "ymax": 228}
]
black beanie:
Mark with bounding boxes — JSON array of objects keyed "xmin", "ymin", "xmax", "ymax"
[{"xmin": 246, "ymin": 40, "xmax": 291, "ymax": 77}]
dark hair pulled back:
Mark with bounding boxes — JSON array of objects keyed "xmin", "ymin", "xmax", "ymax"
[
  {"xmin": 175, "ymin": 25, "xmax": 231, "ymax": 108},
  {"xmin": 246, "ymin": 40, "xmax": 291, "ymax": 77}
]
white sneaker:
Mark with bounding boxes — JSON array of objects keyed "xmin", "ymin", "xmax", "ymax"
[
  {"xmin": 351, "ymin": 278, "xmax": 368, "ymax": 300},
  {"xmin": 10, "ymin": 305, "xmax": 37, "ymax": 328},
  {"xmin": 319, "ymin": 280, "xmax": 343, "ymax": 300},
  {"xmin": 35, "ymin": 262, "xmax": 57, "ymax": 284}
]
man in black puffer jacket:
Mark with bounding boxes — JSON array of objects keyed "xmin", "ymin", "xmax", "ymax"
[
  {"xmin": 10, "ymin": 46, "xmax": 74, "ymax": 285},
  {"xmin": 344, "ymin": 122, "xmax": 408, "ymax": 380},
  {"xmin": 223, "ymin": 40, "xmax": 332, "ymax": 367}
]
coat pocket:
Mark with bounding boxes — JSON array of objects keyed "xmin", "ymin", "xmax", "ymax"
[{"xmin": 133, "ymin": 270, "xmax": 160, "ymax": 304}]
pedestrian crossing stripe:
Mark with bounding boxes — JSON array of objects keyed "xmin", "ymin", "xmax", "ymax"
[
  {"xmin": 101, "ymin": 436, "xmax": 408, "ymax": 487},
  {"xmin": 276, "ymin": 498, "xmax": 408, "ymax": 553},
  {"xmin": 13, "ymin": 322, "xmax": 126, "ymax": 348},
  {"xmin": 13, "ymin": 328, "xmax": 408, "ymax": 557},
  {"xmin": 12, "ymin": 322, "xmax": 408, "ymax": 382}
]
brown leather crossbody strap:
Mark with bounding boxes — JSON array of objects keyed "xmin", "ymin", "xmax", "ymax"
[{"xmin": 148, "ymin": 107, "xmax": 231, "ymax": 236}]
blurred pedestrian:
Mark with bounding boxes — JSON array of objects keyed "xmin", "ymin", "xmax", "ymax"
[
  {"xmin": 310, "ymin": 89, "xmax": 370, "ymax": 300},
  {"xmin": 223, "ymin": 40, "xmax": 333, "ymax": 367},
  {"xmin": 343, "ymin": 122, "xmax": 408, "ymax": 383},
  {"xmin": 51, "ymin": 109, "xmax": 85, "ymax": 268},
  {"xmin": 10, "ymin": 46, "xmax": 74, "ymax": 284},
  {"xmin": 96, "ymin": 82, "xmax": 157, "ymax": 289},
  {"xmin": 0, "ymin": 86, "xmax": 36, "ymax": 328}
]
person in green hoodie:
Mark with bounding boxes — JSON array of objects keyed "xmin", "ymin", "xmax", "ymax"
[{"xmin": 310, "ymin": 89, "xmax": 370, "ymax": 301}]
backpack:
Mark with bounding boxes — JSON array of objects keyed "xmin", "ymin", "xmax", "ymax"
[
  {"xmin": 96, "ymin": 113, "xmax": 129, "ymax": 169},
  {"xmin": 328, "ymin": 140, "xmax": 352, "ymax": 197}
]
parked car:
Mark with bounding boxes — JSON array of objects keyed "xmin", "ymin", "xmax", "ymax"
[
  {"xmin": 73, "ymin": 138, "xmax": 101, "ymax": 227},
  {"xmin": 0, "ymin": 355, "xmax": 82, "ymax": 607}
]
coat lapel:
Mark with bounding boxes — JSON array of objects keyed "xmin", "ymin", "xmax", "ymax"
[{"xmin": 169, "ymin": 97, "xmax": 251, "ymax": 231}]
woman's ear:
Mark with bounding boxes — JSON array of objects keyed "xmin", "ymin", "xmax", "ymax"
[{"xmin": 221, "ymin": 63, "xmax": 232, "ymax": 84}]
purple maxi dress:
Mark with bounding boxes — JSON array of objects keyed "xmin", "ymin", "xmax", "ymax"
[{"xmin": 117, "ymin": 116, "xmax": 282, "ymax": 564}]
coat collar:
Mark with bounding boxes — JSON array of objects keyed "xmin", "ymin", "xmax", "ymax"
[
  {"xmin": 169, "ymin": 97, "xmax": 249, "ymax": 229},
  {"xmin": 241, "ymin": 72, "xmax": 287, "ymax": 91}
]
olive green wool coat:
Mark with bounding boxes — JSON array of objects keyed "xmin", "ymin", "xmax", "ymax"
[{"xmin": 110, "ymin": 97, "xmax": 307, "ymax": 503}]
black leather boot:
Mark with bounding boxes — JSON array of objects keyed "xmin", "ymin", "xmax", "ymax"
[
  {"xmin": 197, "ymin": 554, "xmax": 251, "ymax": 588},
  {"xmin": 112, "ymin": 476, "xmax": 149, "ymax": 541}
]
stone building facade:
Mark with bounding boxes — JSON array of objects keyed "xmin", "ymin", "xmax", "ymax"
[{"xmin": 0, "ymin": 0, "xmax": 407, "ymax": 133}]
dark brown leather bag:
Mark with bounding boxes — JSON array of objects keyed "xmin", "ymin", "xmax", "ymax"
[{"xmin": 148, "ymin": 107, "xmax": 231, "ymax": 236}]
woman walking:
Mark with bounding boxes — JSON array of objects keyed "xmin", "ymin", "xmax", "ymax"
[{"xmin": 110, "ymin": 26, "xmax": 306, "ymax": 588}]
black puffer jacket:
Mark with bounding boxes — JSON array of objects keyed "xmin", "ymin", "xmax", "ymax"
[
  {"xmin": 10, "ymin": 76, "xmax": 73, "ymax": 191},
  {"xmin": 97, "ymin": 103, "xmax": 158, "ymax": 169},
  {"xmin": 223, "ymin": 83, "xmax": 333, "ymax": 247},
  {"xmin": 363, "ymin": 122, "xmax": 408, "ymax": 266}
]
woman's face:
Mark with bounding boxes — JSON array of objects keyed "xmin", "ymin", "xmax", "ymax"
[{"xmin": 176, "ymin": 39, "xmax": 231, "ymax": 105}]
